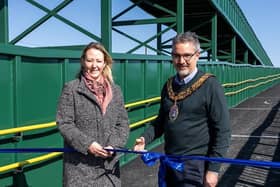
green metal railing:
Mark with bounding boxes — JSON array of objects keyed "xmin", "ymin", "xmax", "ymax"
[
  {"xmin": 0, "ymin": 97, "xmax": 160, "ymax": 173},
  {"xmin": 1, "ymin": 66, "xmax": 280, "ymax": 174}
]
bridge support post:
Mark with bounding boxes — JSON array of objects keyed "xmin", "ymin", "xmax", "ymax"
[
  {"xmin": 244, "ymin": 50, "xmax": 248, "ymax": 64},
  {"xmin": 176, "ymin": 0, "xmax": 184, "ymax": 33},
  {"xmin": 231, "ymin": 36, "xmax": 236, "ymax": 63},
  {"xmin": 211, "ymin": 13, "xmax": 217, "ymax": 61},
  {"xmin": 101, "ymin": 0, "xmax": 112, "ymax": 53},
  {"xmin": 0, "ymin": 0, "xmax": 8, "ymax": 43},
  {"xmin": 157, "ymin": 24, "xmax": 162, "ymax": 54}
]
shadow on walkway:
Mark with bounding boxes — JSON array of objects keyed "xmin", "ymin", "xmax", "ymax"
[{"xmin": 218, "ymin": 101, "xmax": 280, "ymax": 187}]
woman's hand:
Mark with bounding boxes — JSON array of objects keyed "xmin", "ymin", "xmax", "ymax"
[
  {"xmin": 88, "ymin": 142, "xmax": 111, "ymax": 158},
  {"xmin": 103, "ymin": 145, "xmax": 114, "ymax": 157}
]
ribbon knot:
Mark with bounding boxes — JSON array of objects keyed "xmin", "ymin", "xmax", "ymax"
[{"xmin": 141, "ymin": 152, "xmax": 184, "ymax": 187}]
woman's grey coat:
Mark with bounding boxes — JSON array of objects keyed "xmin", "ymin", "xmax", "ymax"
[{"xmin": 56, "ymin": 78, "xmax": 129, "ymax": 187}]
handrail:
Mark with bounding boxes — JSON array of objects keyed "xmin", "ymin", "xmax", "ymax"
[
  {"xmin": 0, "ymin": 122, "xmax": 56, "ymax": 136},
  {"xmin": 0, "ymin": 96, "xmax": 161, "ymax": 136},
  {"xmin": 0, "ymin": 114, "xmax": 158, "ymax": 173},
  {"xmin": 0, "ymin": 152, "xmax": 62, "ymax": 173},
  {"xmin": 125, "ymin": 97, "xmax": 160, "ymax": 108},
  {"xmin": 222, "ymin": 74, "xmax": 280, "ymax": 87},
  {"xmin": 225, "ymin": 76, "xmax": 280, "ymax": 96},
  {"xmin": 129, "ymin": 115, "xmax": 158, "ymax": 129}
]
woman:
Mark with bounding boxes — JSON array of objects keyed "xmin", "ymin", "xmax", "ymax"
[{"xmin": 56, "ymin": 42, "xmax": 129, "ymax": 187}]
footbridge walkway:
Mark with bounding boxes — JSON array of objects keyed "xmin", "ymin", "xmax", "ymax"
[{"xmin": 121, "ymin": 83, "xmax": 280, "ymax": 187}]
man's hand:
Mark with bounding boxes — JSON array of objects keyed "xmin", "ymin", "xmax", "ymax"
[
  {"xmin": 204, "ymin": 171, "xmax": 219, "ymax": 187},
  {"xmin": 133, "ymin": 137, "xmax": 146, "ymax": 151}
]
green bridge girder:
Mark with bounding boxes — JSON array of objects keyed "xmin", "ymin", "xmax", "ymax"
[
  {"xmin": 130, "ymin": 0, "xmax": 272, "ymax": 66},
  {"xmin": 0, "ymin": 0, "xmax": 274, "ymax": 66}
]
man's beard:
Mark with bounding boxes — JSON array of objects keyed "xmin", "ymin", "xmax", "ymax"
[{"xmin": 177, "ymin": 68, "xmax": 190, "ymax": 77}]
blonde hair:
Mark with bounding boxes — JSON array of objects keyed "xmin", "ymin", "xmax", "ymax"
[{"xmin": 79, "ymin": 42, "xmax": 114, "ymax": 83}]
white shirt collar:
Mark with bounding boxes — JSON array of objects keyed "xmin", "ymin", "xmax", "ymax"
[{"xmin": 175, "ymin": 67, "xmax": 198, "ymax": 85}]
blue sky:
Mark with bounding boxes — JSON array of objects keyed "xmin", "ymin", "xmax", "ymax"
[
  {"xmin": 7, "ymin": 0, "xmax": 280, "ymax": 67},
  {"xmin": 8, "ymin": 0, "xmax": 170, "ymax": 55},
  {"xmin": 236, "ymin": 0, "xmax": 280, "ymax": 67}
]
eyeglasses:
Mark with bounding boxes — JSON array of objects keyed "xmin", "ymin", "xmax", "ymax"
[{"xmin": 172, "ymin": 50, "xmax": 198, "ymax": 61}]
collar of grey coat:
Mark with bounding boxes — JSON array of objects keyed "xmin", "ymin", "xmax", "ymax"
[
  {"xmin": 77, "ymin": 78, "xmax": 99, "ymax": 104},
  {"xmin": 76, "ymin": 78, "xmax": 115, "ymax": 113}
]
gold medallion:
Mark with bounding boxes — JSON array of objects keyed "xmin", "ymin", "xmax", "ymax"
[
  {"xmin": 169, "ymin": 101, "xmax": 179, "ymax": 121},
  {"xmin": 166, "ymin": 73, "xmax": 213, "ymax": 122}
]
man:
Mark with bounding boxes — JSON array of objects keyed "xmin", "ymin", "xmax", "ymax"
[{"xmin": 134, "ymin": 31, "xmax": 231, "ymax": 187}]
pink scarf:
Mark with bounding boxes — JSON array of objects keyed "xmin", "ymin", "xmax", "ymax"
[{"xmin": 82, "ymin": 72, "xmax": 112, "ymax": 115}]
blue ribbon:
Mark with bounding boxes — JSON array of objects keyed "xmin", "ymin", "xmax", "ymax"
[
  {"xmin": 2, "ymin": 147, "xmax": 280, "ymax": 186},
  {"xmin": 1, "ymin": 148, "xmax": 280, "ymax": 169},
  {"xmin": 1, "ymin": 147, "xmax": 280, "ymax": 169}
]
